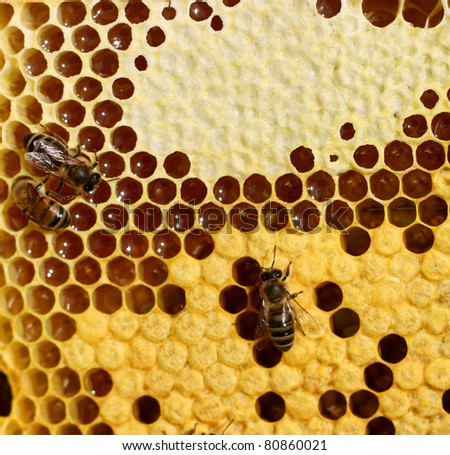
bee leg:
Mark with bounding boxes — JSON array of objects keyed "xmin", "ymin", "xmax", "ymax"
[
  {"xmin": 35, "ymin": 175, "xmax": 49, "ymax": 194},
  {"xmin": 74, "ymin": 145, "xmax": 82, "ymax": 158},
  {"xmin": 282, "ymin": 262, "xmax": 292, "ymax": 281}
]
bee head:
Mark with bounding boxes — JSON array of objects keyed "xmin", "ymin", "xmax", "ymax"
[
  {"xmin": 83, "ymin": 173, "xmax": 102, "ymax": 193},
  {"xmin": 260, "ymin": 269, "xmax": 282, "ymax": 282}
]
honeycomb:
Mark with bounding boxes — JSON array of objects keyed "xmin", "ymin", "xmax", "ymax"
[{"xmin": 0, "ymin": 0, "xmax": 450, "ymax": 435}]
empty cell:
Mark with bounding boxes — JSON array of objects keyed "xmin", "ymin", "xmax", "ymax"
[
  {"xmin": 133, "ymin": 396, "xmax": 160, "ymax": 424},
  {"xmin": 378, "ymin": 334, "xmax": 408, "ymax": 363},
  {"xmin": 2, "ymin": 287, "xmax": 23, "ymax": 315},
  {"xmin": 17, "ymin": 397, "xmax": 36, "ymax": 424},
  {"xmin": 17, "ymin": 313, "xmax": 42, "ymax": 342},
  {"xmin": 1, "ymin": 150, "xmax": 21, "ymax": 177},
  {"xmin": 158, "ymin": 285, "xmax": 186, "ymax": 315},
  {"xmin": 219, "ymin": 285, "xmax": 248, "ymax": 314},
  {"xmin": 341, "ymin": 227, "xmax": 371, "ymax": 256},
  {"xmin": 21, "ymin": 2, "xmax": 49, "ymax": 29},
  {"xmin": 1, "ymin": 66, "xmax": 26, "ymax": 97},
  {"xmin": 364, "ymin": 362, "xmax": 393, "ymax": 392},
  {"xmin": 126, "ymin": 285, "xmax": 155, "ymax": 315},
  {"xmin": 319, "ymin": 390, "xmax": 346, "ymax": 420},
  {"xmin": 4, "ymin": 26, "xmax": 25, "ymax": 54},
  {"xmin": 52, "ymin": 367, "xmax": 81, "ymax": 397},
  {"xmin": 330, "ymin": 308, "xmax": 360, "ymax": 338},
  {"xmin": 23, "ymin": 369, "xmax": 48, "ymax": 398},
  {"xmin": 255, "ymin": 392, "xmax": 285, "ymax": 422}
]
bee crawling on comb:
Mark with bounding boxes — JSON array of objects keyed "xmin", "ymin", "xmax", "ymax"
[{"xmin": 255, "ymin": 246, "xmax": 320, "ymax": 352}]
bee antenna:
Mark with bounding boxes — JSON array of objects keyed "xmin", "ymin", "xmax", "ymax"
[
  {"xmin": 271, "ymin": 245, "xmax": 277, "ymax": 269},
  {"xmin": 221, "ymin": 419, "xmax": 234, "ymax": 435}
]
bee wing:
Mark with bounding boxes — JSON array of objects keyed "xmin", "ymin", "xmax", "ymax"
[
  {"xmin": 254, "ymin": 296, "xmax": 270, "ymax": 350},
  {"xmin": 286, "ymin": 291, "xmax": 321, "ymax": 337},
  {"xmin": 25, "ymin": 151, "xmax": 64, "ymax": 175}
]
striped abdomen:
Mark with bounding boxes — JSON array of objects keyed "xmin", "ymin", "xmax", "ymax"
[
  {"xmin": 27, "ymin": 196, "xmax": 71, "ymax": 230},
  {"xmin": 268, "ymin": 305, "xmax": 295, "ymax": 352}
]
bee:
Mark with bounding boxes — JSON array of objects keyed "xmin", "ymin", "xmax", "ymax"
[
  {"xmin": 23, "ymin": 132, "xmax": 102, "ymax": 198},
  {"xmin": 255, "ymin": 246, "xmax": 319, "ymax": 352},
  {"xmin": 12, "ymin": 176, "xmax": 71, "ymax": 230}
]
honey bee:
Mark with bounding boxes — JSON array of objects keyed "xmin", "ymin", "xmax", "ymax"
[
  {"xmin": 255, "ymin": 247, "xmax": 319, "ymax": 352},
  {"xmin": 12, "ymin": 176, "xmax": 71, "ymax": 230},
  {"xmin": 23, "ymin": 132, "xmax": 101, "ymax": 198}
]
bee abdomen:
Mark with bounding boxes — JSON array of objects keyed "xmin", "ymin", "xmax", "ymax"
[
  {"xmin": 268, "ymin": 310, "xmax": 295, "ymax": 352},
  {"xmin": 40, "ymin": 201, "xmax": 71, "ymax": 230}
]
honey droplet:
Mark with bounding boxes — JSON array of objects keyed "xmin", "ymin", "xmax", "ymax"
[
  {"xmin": 134, "ymin": 55, "xmax": 148, "ymax": 71},
  {"xmin": 339, "ymin": 122, "xmax": 355, "ymax": 140},
  {"xmin": 316, "ymin": 0, "xmax": 342, "ymax": 18},
  {"xmin": 146, "ymin": 27, "xmax": 166, "ymax": 47},
  {"xmin": 189, "ymin": 2, "xmax": 213, "ymax": 21},
  {"xmin": 211, "ymin": 15, "xmax": 224, "ymax": 31}
]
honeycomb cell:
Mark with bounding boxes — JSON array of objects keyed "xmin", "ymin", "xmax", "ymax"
[
  {"xmin": 291, "ymin": 201, "xmax": 321, "ymax": 232},
  {"xmin": 314, "ymin": 281, "xmax": 343, "ymax": 312},
  {"xmin": 74, "ymin": 77, "xmax": 103, "ymax": 101},
  {"xmin": 87, "ymin": 231, "xmax": 117, "ymax": 258},
  {"xmin": 1, "ymin": 150, "xmax": 20, "ymax": 177},
  {"xmin": 134, "ymin": 55, "xmax": 148, "ymax": 71},
  {"xmin": 402, "ymin": 0, "xmax": 444, "ymax": 28},
  {"xmin": 338, "ymin": 171, "xmax": 367, "ymax": 202},
  {"xmin": 0, "ymin": 4, "xmax": 13, "ymax": 29},
  {"xmin": 57, "ymin": 425, "xmax": 82, "ymax": 435},
  {"xmin": 125, "ymin": 0, "xmax": 150, "ymax": 23},
  {"xmin": 418, "ymin": 196, "xmax": 448, "ymax": 226},
  {"xmin": 402, "ymin": 169, "xmax": 432, "ymax": 198},
  {"xmin": 24, "ymin": 424, "xmax": 50, "ymax": 435},
  {"xmin": 167, "ymin": 204, "xmax": 195, "ymax": 232},
  {"xmin": 262, "ymin": 202, "xmax": 288, "ymax": 231},
  {"xmin": 190, "ymin": 2, "xmax": 213, "ymax": 21},
  {"xmin": 46, "ymin": 312, "xmax": 76, "ymax": 342},
  {"xmin": 27, "ymin": 285, "xmax": 55, "ymax": 315},
  {"xmin": 126, "ymin": 285, "xmax": 155, "ymax": 314},
  {"xmin": 130, "ymin": 152, "xmax": 157, "ymax": 178},
  {"xmin": 139, "ymin": 256, "xmax": 168, "ymax": 286},
  {"xmin": 362, "ymin": 0, "xmax": 398, "ymax": 27},
  {"xmin": 353, "ymin": 144, "xmax": 379, "ymax": 168},
  {"xmin": 364, "ymin": 362, "xmax": 393, "ymax": 392},
  {"xmin": 219, "ymin": 285, "xmax": 248, "ymax": 314},
  {"xmin": 211, "ymin": 15, "xmax": 224, "ymax": 31},
  {"xmin": 90, "ymin": 49, "xmax": 119, "ymax": 78},
  {"xmin": 72, "ymin": 396, "xmax": 99, "ymax": 425},
  {"xmin": 2, "ymin": 67, "xmax": 26, "ymax": 97},
  {"xmin": 111, "ymin": 125, "xmax": 137, "ymax": 153},
  {"xmin": 69, "ymin": 203, "xmax": 97, "ymax": 231},
  {"xmin": 57, "ymin": 2, "xmax": 86, "ymax": 27},
  {"xmin": 60, "ymin": 285, "xmax": 90, "ymax": 314},
  {"xmin": 112, "ymin": 77, "xmax": 135, "ymax": 100},
  {"xmin": 17, "ymin": 313, "xmax": 42, "ymax": 342},
  {"xmin": 92, "ymin": 1, "xmax": 118, "ymax": 24},
  {"xmin": 0, "ymin": 178, "xmax": 8, "ymax": 203},
  {"xmin": 181, "ymin": 178, "xmax": 208, "ymax": 205},
  {"xmin": 387, "ymin": 197, "xmax": 416, "ymax": 227},
  {"xmin": 74, "ymin": 257, "xmax": 101, "ymax": 285},
  {"xmin": 158, "ymin": 285, "xmax": 186, "ymax": 314},
  {"xmin": 341, "ymin": 227, "xmax": 371, "ymax": 256},
  {"xmin": 370, "ymin": 169, "xmax": 399, "ymax": 200},
  {"xmin": 72, "ymin": 25, "xmax": 101, "ymax": 53},
  {"xmin": 98, "ymin": 151, "xmax": 124, "ymax": 178},
  {"xmin": 83, "ymin": 180, "xmax": 112, "ymax": 205},
  {"xmin": 55, "ymin": 51, "xmax": 82, "ymax": 77},
  {"xmin": 57, "ymin": 100, "xmax": 86, "ymax": 127},
  {"xmin": 230, "ymin": 203, "xmax": 258, "ymax": 232},
  {"xmin": 0, "ymin": 95, "xmax": 11, "ymax": 122},
  {"xmin": 316, "ymin": 0, "xmax": 342, "ymax": 18},
  {"xmin": 5, "ymin": 203, "xmax": 28, "ymax": 232},
  {"xmin": 152, "ymin": 229, "xmax": 181, "ymax": 259},
  {"xmin": 134, "ymin": 202, "xmax": 163, "ymax": 232},
  {"xmin": 213, "ymin": 176, "xmax": 240, "ymax": 203},
  {"xmin": 242, "ymin": 174, "xmax": 271, "ymax": 204},
  {"xmin": 162, "ymin": 4, "xmax": 177, "ymax": 21},
  {"xmin": 339, "ymin": 122, "xmax": 355, "ymax": 140},
  {"xmin": 349, "ymin": 390, "xmax": 379, "ymax": 418},
  {"xmin": 403, "ymin": 223, "xmax": 434, "ymax": 254},
  {"xmin": 366, "ymin": 416, "xmax": 395, "ymax": 435},
  {"xmin": 35, "ymin": 340, "xmax": 61, "ymax": 369},
  {"xmin": 41, "ymin": 397, "xmax": 65, "ymax": 424},
  {"xmin": 2, "ymin": 287, "xmax": 23, "ymax": 315},
  {"xmin": 356, "ymin": 199, "xmax": 384, "ymax": 229},
  {"xmin": 184, "ymin": 229, "xmax": 214, "ymax": 260},
  {"xmin": 416, "ymin": 140, "xmax": 445, "ymax": 170},
  {"xmin": 134, "ymin": 396, "xmax": 160, "ymax": 424},
  {"xmin": 164, "ymin": 151, "xmax": 191, "ymax": 178},
  {"xmin": 443, "ymin": 390, "xmax": 450, "ymax": 414},
  {"xmin": 147, "ymin": 26, "xmax": 166, "ymax": 47},
  {"xmin": 77, "ymin": 126, "xmax": 105, "ymax": 153},
  {"xmin": 121, "ymin": 230, "xmax": 149, "ymax": 258},
  {"xmin": 274, "ymin": 173, "xmax": 302, "ymax": 203},
  {"xmin": 17, "ymin": 95, "xmax": 43, "ymax": 124},
  {"xmin": 319, "ymin": 390, "xmax": 346, "ymax": 420},
  {"xmin": 330, "ymin": 308, "xmax": 360, "ymax": 338},
  {"xmin": 53, "ymin": 367, "xmax": 81, "ymax": 397},
  {"xmin": 24, "ymin": 369, "xmax": 48, "ymax": 398},
  {"xmin": 9, "ymin": 341, "xmax": 30, "ymax": 370},
  {"xmin": 93, "ymin": 100, "xmax": 123, "ymax": 128},
  {"xmin": 199, "ymin": 202, "xmax": 226, "ymax": 232},
  {"xmin": 88, "ymin": 423, "xmax": 114, "ymax": 435},
  {"xmin": 5, "ymin": 26, "xmax": 25, "ymax": 54},
  {"xmin": 38, "ymin": 25, "xmax": 64, "ymax": 53},
  {"xmin": 102, "ymin": 204, "xmax": 130, "ymax": 231},
  {"xmin": 22, "ymin": 49, "xmax": 48, "ymax": 77},
  {"xmin": 40, "ymin": 258, "xmax": 70, "ymax": 287},
  {"xmin": 420, "ymin": 89, "xmax": 439, "ymax": 109},
  {"xmin": 325, "ymin": 200, "xmax": 353, "ymax": 230},
  {"xmin": 0, "ymin": 372, "xmax": 12, "ymax": 416},
  {"xmin": 224, "ymin": 0, "xmax": 240, "ymax": 6},
  {"xmin": 21, "ymin": 2, "xmax": 49, "ymax": 29},
  {"xmin": 17, "ymin": 397, "xmax": 36, "ymax": 423},
  {"xmin": 378, "ymin": 334, "xmax": 407, "ymax": 363},
  {"xmin": 84, "ymin": 368, "xmax": 113, "ymax": 397},
  {"xmin": 402, "ymin": 114, "xmax": 427, "ymax": 138},
  {"xmin": 0, "ymin": 230, "xmax": 16, "ymax": 259},
  {"xmin": 106, "ymin": 256, "xmax": 136, "ymax": 286},
  {"xmin": 93, "ymin": 284, "xmax": 122, "ymax": 314},
  {"xmin": 252, "ymin": 343, "xmax": 282, "ymax": 368},
  {"xmin": 290, "ymin": 146, "xmax": 315, "ymax": 173},
  {"xmin": 235, "ymin": 311, "xmax": 259, "ymax": 341},
  {"xmin": 307, "ymin": 170, "xmax": 335, "ymax": 202},
  {"xmin": 255, "ymin": 392, "xmax": 285, "ymax": 422},
  {"xmin": 108, "ymin": 23, "xmax": 133, "ymax": 50},
  {"xmin": 384, "ymin": 141, "xmax": 413, "ymax": 171}
]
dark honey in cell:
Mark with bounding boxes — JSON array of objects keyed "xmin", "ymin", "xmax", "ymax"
[
  {"xmin": 99, "ymin": 152, "xmax": 125, "ymax": 178},
  {"xmin": 420, "ymin": 89, "xmax": 439, "ymax": 109},
  {"xmin": 213, "ymin": 176, "xmax": 240, "ymax": 203},
  {"xmin": 416, "ymin": 140, "xmax": 445, "ymax": 170},
  {"xmin": 55, "ymin": 51, "xmax": 82, "ymax": 77},
  {"xmin": 115, "ymin": 177, "xmax": 143, "ymax": 204},
  {"xmin": 307, "ymin": 171, "xmax": 335, "ymax": 202},
  {"xmin": 93, "ymin": 284, "xmax": 122, "ymax": 314},
  {"xmin": 38, "ymin": 25, "xmax": 64, "ymax": 53},
  {"xmin": 101, "ymin": 204, "xmax": 129, "ymax": 231},
  {"xmin": 291, "ymin": 201, "xmax": 320, "ymax": 232},
  {"xmin": 164, "ymin": 151, "xmax": 191, "ymax": 178},
  {"xmin": 362, "ymin": 0, "xmax": 398, "ymax": 27},
  {"xmin": 262, "ymin": 202, "xmax": 288, "ymax": 231},
  {"xmin": 152, "ymin": 229, "xmax": 181, "ymax": 259},
  {"xmin": 353, "ymin": 144, "xmax": 378, "ymax": 168},
  {"xmin": 133, "ymin": 202, "xmax": 162, "ymax": 232},
  {"xmin": 338, "ymin": 171, "xmax": 367, "ymax": 202},
  {"xmin": 74, "ymin": 77, "xmax": 102, "ymax": 101},
  {"xmin": 57, "ymin": 2, "xmax": 86, "ymax": 27},
  {"xmin": 112, "ymin": 77, "xmax": 135, "ymax": 99},
  {"xmin": 384, "ymin": 141, "xmax": 413, "ymax": 171},
  {"xmin": 108, "ymin": 23, "xmax": 132, "ymax": 50},
  {"xmin": 121, "ymin": 230, "xmax": 149, "ymax": 258},
  {"xmin": 190, "ymin": 2, "xmax": 213, "ymax": 21},
  {"xmin": 111, "ymin": 126, "xmax": 137, "ymax": 153},
  {"xmin": 158, "ymin": 285, "xmax": 186, "ymax": 314},
  {"xmin": 90, "ymin": 49, "xmax": 119, "ymax": 78},
  {"xmin": 22, "ymin": 49, "xmax": 48, "ymax": 76},
  {"xmin": 125, "ymin": 1, "xmax": 150, "ymax": 23},
  {"xmin": 339, "ymin": 122, "xmax": 355, "ymax": 140},
  {"xmin": 184, "ymin": 229, "xmax": 214, "ymax": 260},
  {"xmin": 167, "ymin": 204, "xmax": 195, "ymax": 232},
  {"xmin": 356, "ymin": 199, "xmax": 384, "ymax": 229},
  {"xmin": 181, "ymin": 178, "xmax": 207, "ymax": 205},
  {"xmin": 229, "ymin": 203, "xmax": 258, "ymax": 232},
  {"xmin": 74, "ymin": 257, "xmax": 101, "ymax": 285},
  {"xmin": 243, "ymin": 174, "xmax": 271, "ymax": 203},
  {"xmin": 199, "ymin": 202, "xmax": 226, "ymax": 232},
  {"xmin": 72, "ymin": 25, "xmax": 101, "ymax": 53},
  {"xmin": 290, "ymin": 146, "xmax": 315, "ymax": 172},
  {"xmin": 211, "ymin": 15, "xmax": 224, "ymax": 31},
  {"xmin": 402, "ymin": 114, "xmax": 427, "ymax": 138},
  {"xmin": 87, "ymin": 231, "xmax": 117, "ymax": 258},
  {"xmin": 316, "ymin": 0, "xmax": 342, "ymax": 18},
  {"xmin": 91, "ymin": 1, "xmax": 118, "ymax": 25},
  {"xmin": 147, "ymin": 179, "xmax": 176, "ymax": 204},
  {"xmin": 369, "ymin": 170, "xmax": 399, "ymax": 200},
  {"xmin": 131, "ymin": 152, "xmax": 157, "ymax": 178},
  {"xmin": 275, "ymin": 174, "xmax": 302, "ymax": 203}
]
